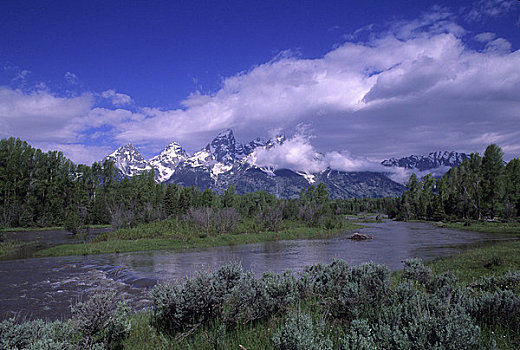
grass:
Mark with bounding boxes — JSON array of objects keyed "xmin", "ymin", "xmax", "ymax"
[
  {"xmin": 440, "ymin": 221, "xmax": 520, "ymax": 235},
  {"xmin": 0, "ymin": 224, "xmax": 111, "ymax": 232},
  {"xmin": 122, "ymin": 312, "xmax": 287, "ymax": 350},
  {"xmin": 426, "ymin": 239, "xmax": 520, "ymax": 284},
  {"xmin": 0, "ymin": 238, "xmax": 26, "ymax": 257},
  {"xmin": 35, "ymin": 220, "xmax": 362, "ymax": 257}
]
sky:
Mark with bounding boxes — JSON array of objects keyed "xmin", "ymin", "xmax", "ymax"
[{"xmin": 1, "ymin": 0, "xmax": 520, "ymax": 171}]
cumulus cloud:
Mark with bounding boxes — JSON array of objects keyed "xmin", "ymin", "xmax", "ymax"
[
  {"xmin": 34, "ymin": 142, "xmax": 113, "ymax": 165},
  {"xmin": 251, "ymin": 132, "xmax": 386, "ymax": 174},
  {"xmin": 0, "ymin": 87, "xmax": 93, "ymax": 142},
  {"xmin": 101, "ymin": 89, "xmax": 133, "ymax": 107},
  {"xmin": 483, "ymin": 38, "xmax": 512, "ymax": 53}
]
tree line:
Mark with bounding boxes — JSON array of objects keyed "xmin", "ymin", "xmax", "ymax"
[
  {"xmin": 0, "ymin": 137, "xmax": 394, "ymax": 231},
  {"xmin": 394, "ymin": 144, "xmax": 520, "ymax": 221}
]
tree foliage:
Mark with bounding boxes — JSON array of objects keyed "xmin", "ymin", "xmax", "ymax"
[{"xmin": 394, "ymin": 144, "xmax": 519, "ymax": 221}]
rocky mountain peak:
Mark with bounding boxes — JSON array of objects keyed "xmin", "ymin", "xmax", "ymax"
[
  {"xmin": 149, "ymin": 141, "xmax": 189, "ymax": 182},
  {"xmin": 106, "ymin": 143, "xmax": 150, "ymax": 177},
  {"xmin": 209, "ymin": 129, "xmax": 239, "ymax": 165},
  {"xmin": 266, "ymin": 135, "xmax": 286, "ymax": 149},
  {"xmin": 381, "ymin": 151, "xmax": 469, "ymax": 171}
]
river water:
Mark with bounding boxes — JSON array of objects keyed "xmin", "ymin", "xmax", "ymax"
[{"xmin": 0, "ymin": 221, "xmax": 512, "ymax": 320}]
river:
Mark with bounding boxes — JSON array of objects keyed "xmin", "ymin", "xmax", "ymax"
[{"xmin": 0, "ymin": 221, "xmax": 512, "ymax": 320}]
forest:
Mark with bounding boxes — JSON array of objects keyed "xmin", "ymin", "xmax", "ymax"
[
  {"xmin": 393, "ymin": 144, "xmax": 520, "ymax": 221},
  {"xmin": 0, "ymin": 137, "xmax": 390, "ymax": 233}
]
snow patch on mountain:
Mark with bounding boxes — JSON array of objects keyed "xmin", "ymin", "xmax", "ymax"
[
  {"xmin": 149, "ymin": 141, "xmax": 188, "ymax": 182},
  {"xmin": 381, "ymin": 151, "xmax": 469, "ymax": 171},
  {"xmin": 106, "ymin": 144, "xmax": 151, "ymax": 177},
  {"xmin": 297, "ymin": 171, "xmax": 316, "ymax": 184}
]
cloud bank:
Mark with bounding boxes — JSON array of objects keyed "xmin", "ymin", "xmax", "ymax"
[{"xmin": 1, "ymin": 6, "xmax": 519, "ymax": 167}]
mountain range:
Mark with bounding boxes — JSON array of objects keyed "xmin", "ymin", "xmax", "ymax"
[{"xmin": 106, "ymin": 130, "xmax": 468, "ymax": 198}]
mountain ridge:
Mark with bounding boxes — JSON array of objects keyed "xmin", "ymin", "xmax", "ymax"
[{"xmin": 105, "ymin": 131, "xmax": 465, "ymax": 198}]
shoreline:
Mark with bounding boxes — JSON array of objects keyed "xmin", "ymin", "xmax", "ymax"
[{"xmin": 33, "ymin": 222, "xmax": 363, "ymax": 258}]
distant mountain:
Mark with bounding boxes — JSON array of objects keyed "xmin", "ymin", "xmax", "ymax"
[
  {"xmin": 148, "ymin": 142, "xmax": 188, "ymax": 182},
  {"xmin": 381, "ymin": 151, "xmax": 469, "ymax": 172},
  {"xmin": 106, "ymin": 144, "xmax": 152, "ymax": 177},
  {"xmin": 104, "ymin": 130, "xmax": 408, "ymax": 198}
]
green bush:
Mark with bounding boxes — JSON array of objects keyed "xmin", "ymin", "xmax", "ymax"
[
  {"xmin": 223, "ymin": 270, "xmax": 298, "ymax": 324},
  {"xmin": 151, "ymin": 263, "xmax": 244, "ymax": 334},
  {"xmin": 71, "ymin": 291, "xmax": 130, "ymax": 349},
  {"xmin": 471, "ymin": 271, "xmax": 520, "ymax": 292},
  {"xmin": 465, "ymin": 289, "xmax": 520, "ymax": 328},
  {"xmin": 341, "ymin": 281, "xmax": 481, "ymax": 349},
  {"xmin": 272, "ymin": 311, "xmax": 332, "ymax": 350},
  {"xmin": 402, "ymin": 257, "xmax": 432, "ymax": 285},
  {"xmin": 341, "ymin": 319, "xmax": 378, "ymax": 350},
  {"xmin": 0, "ymin": 318, "xmax": 76, "ymax": 350},
  {"xmin": 307, "ymin": 261, "xmax": 390, "ymax": 320}
]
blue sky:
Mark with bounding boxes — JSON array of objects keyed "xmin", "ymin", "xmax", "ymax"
[{"xmin": 1, "ymin": 0, "xmax": 519, "ymax": 168}]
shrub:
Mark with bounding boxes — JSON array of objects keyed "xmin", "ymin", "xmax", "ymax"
[
  {"xmin": 71, "ymin": 291, "xmax": 130, "ymax": 349},
  {"xmin": 402, "ymin": 257, "xmax": 432, "ymax": 285},
  {"xmin": 0, "ymin": 318, "xmax": 76, "ymax": 350},
  {"xmin": 326, "ymin": 262, "xmax": 390, "ymax": 320},
  {"xmin": 341, "ymin": 319, "xmax": 377, "ymax": 350},
  {"xmin": 465, "ymin": 289, "xmax": 520, "ymax": 328},
  {"xmin": 342, "ymin": 282, "xmax": 481, "ymax": 349},
  {"xmin": 471, "ymin": 271, "xmax": 520, "ymax": 292},
  {"xmin": 302, "ymin": 259, "xmax": 350, "ymax": 296},
  {"xmin": 223, "ymin": 270, "xmax": 298, "ymax": 324},
  {"xmin": 272, "ymin": 311, "xmax": 332, "ymax": 350},
  {"xmin": 151, "ymin": 263, "xmax": 244, "ymax": 334}
]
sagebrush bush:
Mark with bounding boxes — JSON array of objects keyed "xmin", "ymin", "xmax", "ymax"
[
  {"xmin": 471, "ymin": 271, "xmax": 520, "ymax": 292},
  {"xmin": 302, "ymin": 259, "xmax": 351, "ymax": 296},
  {"xmin": 465, "ymin": 289, "xmax": 520, "ymax": 328},
  {"xmin": 222, "ymin": 270, "xmax": 298, "ymax": 324},
  {"xmin": 151, "ymin": 263, "xmax": 244, "ymax": 334},
  {"xmin": 71, "ymin": 291, "xmax": 130, "ymax": 349},
  {"xmin": 0, "ymin": 318, "xmax": 76, "ymax": 350},
  {"xmin": 314, "ymin": 261, "xmax": 391, "ymax": 320},
  {"xmin": 341, "ymin": 319, "xmax": 377, "ymax": 350},
  {"xmin": 402, "ymin": 257, "xmax": 432, "ymax": 285},
  {"xmin": 341, "ymin": 281, "xmax": 481, "ymax": 349},
  {"xmin": 272, "ymin": 311, "xmax": 332, "ymax": 350}
]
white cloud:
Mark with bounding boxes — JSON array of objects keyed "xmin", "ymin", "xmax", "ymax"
[
  {"xmin": 64, "ymin": 72, "xmax": 79, "ymax": 85},
  {"xmin": 111, "ymin": 10, "xmax": 520, "ymax": 161},
  {"xmin": 101, "ymin": 89, "xmax": 133, "ymax": 107},
  {"xmin": 474, "ymin": 32, "xmax": 496, "ymax": 42},
  {"xmin": 12, "ymin": 70, "xmax": 31, "ymax": 84},
  {"xmin": 466, "ymin": 0, "xmax": 519, "ymax": 22},
  {"xmin": 483, "ymin": 38, "xmax": 512, "ymax": 53},
  {"xmin": 251, "ymin": 132, "xmax": 386, "ymax": 174},
  {"xmin": 34, "ymin": 142, "xmax": 113, "ymax": 165},
  {"xmin": 0, "ymin": 87, "xmax": 93, "ymax": 142}
]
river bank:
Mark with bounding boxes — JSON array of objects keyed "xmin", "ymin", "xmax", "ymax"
[{"xmin": 32, "ymin": 218, "xmax": 363, "ymax": 258}]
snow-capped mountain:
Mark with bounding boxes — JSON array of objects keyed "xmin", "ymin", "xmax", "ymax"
[
  {"xmin": 182, "ymin": 129, "xmax": 269, "ymax": 181},
  {"xmin": 381, "ymin": 151, "xmax": 469, "ymax": 172},
  {"xmin": 148, "ymin": 141, "xmax": 188, "ymax": 182},
  {"xmin": 104, "ymin": 130, "xmax": 410, "ymax": 198},
  {"xmin": 106, "ymin": 144, "xmax": 152, "ymax": 177}
]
